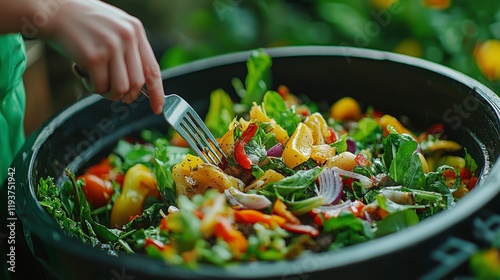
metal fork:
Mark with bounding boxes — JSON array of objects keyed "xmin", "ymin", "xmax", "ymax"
[
  {"xmin": 162, "ymin": 94, "xmax": 226, "ymax": 166},
  {"xmin": 71, "ymin": 63, "xmax": 227, "ymax": 166}
]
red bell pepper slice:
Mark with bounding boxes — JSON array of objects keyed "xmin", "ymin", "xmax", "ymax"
[
  {"xmin": 281, "ymin": 223, "xmax": 320, "ymax": 237},
  {"xmin": 145, "ymin": 237, "xmax": 165, "ymax": 251},
  {"xmin": 234, "ymin": 123, "xmax": 258, "ymax": 170},
  {"xmin": 214, "ymin": 216, "xmax": 248, "ymax": 253}
]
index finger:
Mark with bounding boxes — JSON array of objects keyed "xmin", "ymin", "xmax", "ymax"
[{"xmin": 138, "ymin": 35, "xmax": 164, "ymax": 115}]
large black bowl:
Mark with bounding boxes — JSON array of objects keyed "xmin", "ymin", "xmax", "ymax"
[{"xmin": 13, "ymin": 46, "xmax": 500, "ymax": 280}]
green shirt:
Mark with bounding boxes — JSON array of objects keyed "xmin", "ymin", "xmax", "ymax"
[{"xmin": 0, "ymin": 34, "xmax": 26, "ymax": 185}]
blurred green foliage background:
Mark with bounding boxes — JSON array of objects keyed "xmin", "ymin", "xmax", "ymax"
[{"xmin": 109, "ymin": 0, "xmax": 500, "ymax": 94}]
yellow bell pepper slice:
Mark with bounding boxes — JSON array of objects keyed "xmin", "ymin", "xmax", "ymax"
[{"xmin": 110, "ymin": 164, "xmax": 158, "ymax": 228}]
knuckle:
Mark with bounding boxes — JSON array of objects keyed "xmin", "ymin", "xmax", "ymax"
[
  {"xmin": 104, "ymin": 36, "xmax": 120, "ymax": 53},
  {"xmin": 130, "ymin": 17, "xmax": 144, "ymax": 32},
  {"xmin": 130, "ymin": 76, "xmax": 146, "ymax": 90},
  {"xmin": 86, "ymin": 51, "xmax": 107, "ymax": 65},
  {"xmin": 117, "ymin": 24, "xmax": 135, "ymax": 43},
  {"xmin": 94, "ymin": 83, "xmax": 109, "ymax": 94},
  {"xmin": 113, "ymin": 85, "xmax": 129, "ymax": 97},
  {"xmin": 145, "ymin": 64, "xmax": 162, "ymax": 81}
]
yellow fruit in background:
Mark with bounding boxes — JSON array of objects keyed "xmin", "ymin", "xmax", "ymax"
[
  {"xmin": 282, "ymin": 123, "xmax": 313, "ymax": 168},
  {"xmin": 423, "ymin": 0, "xmax": 451, "ymax": 9},
  {"xmin": 370, "ymin": 0, "xmax": 398, "ymax": 10},
  {"xmin": 474, "ymin": 40, "xmax": 500, "ymax": 81},
  {"xmin": 394, "ymin": 38, "xmax": 423, "ymax": 58},
  {"xmin": 329, "ymin": 97, "xmax": 362, "ymax": 121},
  {"xmin": 378, "ymin": 114, "xmax": 417, "ymax": 139}
]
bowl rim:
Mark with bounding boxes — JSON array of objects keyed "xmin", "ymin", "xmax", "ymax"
[{"xmin": 17, "ymin": 45, "xmax": 500, "ymax": 279}]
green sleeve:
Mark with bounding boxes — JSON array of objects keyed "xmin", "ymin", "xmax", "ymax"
[{"xmin": 0, "ymin": 34, "xmax": 27, "ymax": 185}]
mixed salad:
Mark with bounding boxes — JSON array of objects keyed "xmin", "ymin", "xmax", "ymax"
[{"xmin": 37, "ymin": 50, "xmax": 479, "ymax": 267}]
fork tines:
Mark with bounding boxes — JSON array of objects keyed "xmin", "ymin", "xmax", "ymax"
[{"xmin": 163, "ymin": 94, "xmax": 226, "ymax": 166}]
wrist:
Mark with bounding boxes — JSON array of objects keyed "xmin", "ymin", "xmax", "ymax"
[{"xmin": 19, "ymin": 0, "xmax": 69, "ymax": 39}]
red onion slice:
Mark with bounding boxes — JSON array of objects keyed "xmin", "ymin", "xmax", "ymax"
[
  {"xmin": 347, "ymin": 138, "xmax": 356, "ymax": 153},
  {"xmin": 266, "ymin": 142, "xmax": 283, "ymax": 157},
  {"xmin": 317, "ymin": 168, "xmax": 343, "ymax": 205},
  {"xmin": 332, "ymin": 167, "xmax": 375, "ymax": 189}
]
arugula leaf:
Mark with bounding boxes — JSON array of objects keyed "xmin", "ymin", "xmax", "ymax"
[
  {"xmin": 263, "ymin": 90, "xmax": 301, "ymax": 136},
  {"xmin": 265, "ymin": 167, "xmax": 323, "ymax": 197},
  {"xmin": 37, "ymin": 177, "xmax": 93, "ymax": 244},
  {"xmin": 140, "ymin": 129, "xmax": 165, "ymax": 143},
  {"xmin": 384, "ymin": 130, "xmax": 425, "ymax": 188},
  {"xmin": 351, "ymin": 118, "xmax": 379, "ymax": 142},
  {"xmin": 376, "ymin": 194, "xmax": 425, "ymax": 213},
  {"xmin": 382, "ymin": 128, "xmax": 415, "ymax": 169},
  {"xmin": 71, "ymin": 172, "xmax": 121, "ymax": 244},
  {"xmin": 263, "ymin": 167, "xmax": 325, "ymax": 215},
  {"xmin": 323, "ymin": 212, "xmax": 374, "ymax": 249},
  {"xmin": 374, "ymin": 209, "xmax": 419, "ymax": 238},
  {"xmin": 330, "ymin": 134, "xmax": 348, "ymax": 153},
  {"xmin": 464, "ymin": 148, "xmax": 478, "ymax": 173},
  {"xmin": 124, "ymin": 203, "xmax": 167, "ymax": 231},
  {"xmin": 259, "ymin": 157, "xmax": 296, "ymax": 177},
  {"xmin": 153, "ymin": 138, "xmax": 189, "ymax": 204},
  {"xmin": 205, "ymin": 89, "xmax": 235, "ymax": 138},
  {"xmin": 241, "ymin": 49, "xmax": 272, "ymax": 106},
  {"xmin": 110, "ymin": 140, "xmax": 154, "ymax": 171}
]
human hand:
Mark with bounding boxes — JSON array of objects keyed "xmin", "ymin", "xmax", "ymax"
[{"xmin": 41, "ymin": 0, "xmax": 164, "ymax": 114}]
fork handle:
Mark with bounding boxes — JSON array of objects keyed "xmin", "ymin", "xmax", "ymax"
[{"xmin": 71, "ymin": 63, "xmax": 150, "ymax": 98}]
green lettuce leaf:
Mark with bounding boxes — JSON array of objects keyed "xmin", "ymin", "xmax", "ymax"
[
  {"xmin": 205, "ymin": 89, "xmax": 235, "ymax": 138},
  {"xmin": 374, "ymin": 209, "xmax": 419, "ymax": 238},
  {"xmin": 241, "ymin": 49, "xmax": 272, "ymax": 106},
  {"xmin": 263, "ymin": 90, "xmax": 301, "ymax": 136}
]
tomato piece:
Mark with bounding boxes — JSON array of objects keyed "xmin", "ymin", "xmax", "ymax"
[
  {"xmin": 78, "ymin": 173, "xmax": 114, "ymax": 208},
  {"xmin": 277, "ymin": 85, "xmax": 290, "ymax": 99},
  {"xmin": 349, "ymin": 200, "xmax": 365, "ymax": 218},
  {"xmin": 160, "ymin": 216, "xmax": 169, "ymax": 231},
  {"xmin": 460, "ymin": 168, "xmax": 472, "ymax": 180},
  {"xmin": 170, "ymin": 131, "xmax": 189, "ymax": 147},
  {"xmin": 343, "ymin": 177, "xmax": 356, "ymax": 191},
  {"xmin": 467, "ymin": 177, "xmax": 479, "ymax": 190},
  {"xmin": 86, "ymin": 159, "xmax": 124, "ymax": 186},
  {"xmin": 87, "ymin": 162, "xmax": 112, "ymax": 178},
  {"xmin": 313, "ymin": 213, "xmax": 324, "ymax": 226},
  {"xmin": 298, "ymin": 106, "xmax": 310, "ymax": 117},
  {"xmin": 427, "ymin": 123, "xmax": 445, "ymax": 135},
  {"xmin": 442, "ymin": 169, "xmax": 456, "ymax": 179},
  {"xmin": 355, "ymin": 154, "xmax": 370, "ymax": 167},
  {"xmin": 371, "ymin": 109, "xmax": 385, "ymax": 119},
  {"xmin": 325, "ymin": 127, "xmax": 337, "ymax": 144}
]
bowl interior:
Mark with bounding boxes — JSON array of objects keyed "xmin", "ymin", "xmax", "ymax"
[{"xmin": 15, "ymin": 46, "xmax": 500, "ymax": 279}]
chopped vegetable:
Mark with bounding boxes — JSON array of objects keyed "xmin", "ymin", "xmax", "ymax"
[
  {"xmin": 37, "ymin": 51, "xmax": 480, "ymax": 268},
  {"xmin": 110, "ymin": 164, "xmax": 158, "ymax": 228}
]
